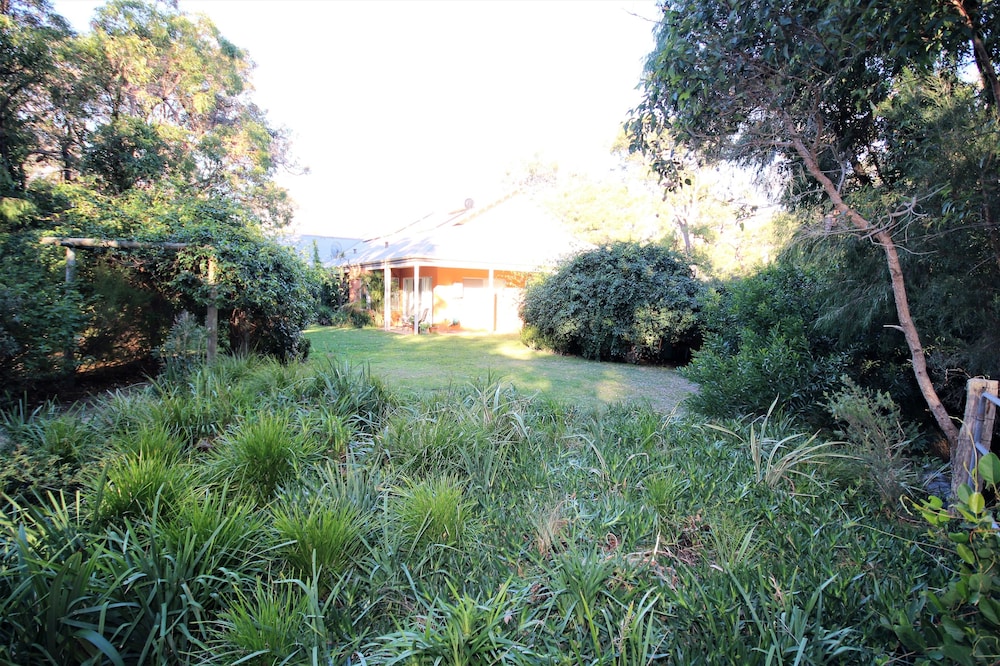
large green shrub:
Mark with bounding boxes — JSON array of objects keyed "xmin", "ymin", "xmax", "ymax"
[
  {"xmin": 520, "ymin": 242, "xmax": 703, "ymax": 363},
  {"xmin": 683, "ymin": 261, "xmax": 847, "ymax": 419}
]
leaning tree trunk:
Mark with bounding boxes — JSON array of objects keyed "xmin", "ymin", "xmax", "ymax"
[{"xmin": 792, "ymin": 137, "xmax": 961, "ymax": 452}]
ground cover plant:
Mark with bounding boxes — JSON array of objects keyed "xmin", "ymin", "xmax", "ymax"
[{"xmin": 0, "ymin": 352, "xmax": 970, "ymax": 664}]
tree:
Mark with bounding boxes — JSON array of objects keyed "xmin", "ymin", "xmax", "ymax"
[
  {"xmin": 0, "ymin": 0, "xmax": 72, "ymax": 195},
  {"xmin": 75, "ymin": 0, "xmax": 294, "ymax": 226},
  {"xmin": 0, "ymin": 0, "xmax": 312, "ymax": 401},
  {"xmin": 629, "ymin": 0, "xmax": 1000, "ymax": 450}
]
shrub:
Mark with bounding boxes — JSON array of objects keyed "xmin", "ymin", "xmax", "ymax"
[
  {"xmin": 900, "ymin": 453, "xmax": 1000, "ymax": 663},
  {"xmin": 0, "ymin": 402, "xmax": 99, "ymax": 496},
  {"xmin": 154, "ymin": 310, "xmax": 210, "ymax": 380},
  {"xmin": 520, "ymin": 242, "xmax": 703, "ymax": 364},
  {"xmin": 682, "ymin": 261, "xmax": 847, "ymax": 419},
  {"xmin": 825, "ymin": 377, "xmax": 923, "ymax": 507},
  {"xmin": 0, "ymin": 235, "xmax": 84, "ymax": 404}
]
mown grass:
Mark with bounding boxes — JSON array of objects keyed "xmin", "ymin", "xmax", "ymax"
[
  {"xmin": 306, "ymin": 326, "xmax": 698, "ymax": 414},
  {"xmin": 0, "ymin": 355, "xmax": 954, "ymax": 664}
]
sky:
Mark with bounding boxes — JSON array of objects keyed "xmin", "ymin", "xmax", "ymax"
[{"xmin": 52, "ymin": 0, "xmax": 661, "ymax": 238}]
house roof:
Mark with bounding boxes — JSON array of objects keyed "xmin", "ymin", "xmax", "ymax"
[
  {"xmin": 338, "ymin": 191, "xmax": 587, "ymax": 272},
  {"xmin": 284, "ymin": 234, "xmax": 364, "ymax": 264}
]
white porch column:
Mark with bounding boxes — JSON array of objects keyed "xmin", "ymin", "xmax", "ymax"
[
  {"xmin": 383, "ymin": 260, "xmax": 391, "ymax": 331},
  {"xmin": 413, "ymin": 263, "xmax": 420, "ymax": 335},
  {"xmin": 488, "ymin": 268, "xmax": 496, "ymax": 332}
]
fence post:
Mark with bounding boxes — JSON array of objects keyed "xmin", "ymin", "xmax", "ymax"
[{"xmin": 952, "ymin": 377, "xmax": 999, "ymax": 498}]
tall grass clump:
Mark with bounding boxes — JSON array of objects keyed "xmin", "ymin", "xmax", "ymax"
[
  {"xmin": 381, "ymin": 405, "xmax": 483, "ymax": 477},
  {"xmin": 157, "ymin": 488, "xmax": 269, "ymax": 575},
  {"xmin": 393, "ymin": 475, "xmax": 473, "ymax": 557},
  {"xmin": 209, "ymin": 410, "xmax": 324, "ymax": 505},
  {"xmin": 107, "ymin": 421, "xmax": 186, "ymax": 464},
  {"xmin": 0, "ymin": 492, "xmax": 132, "ymax": 665},
  {"xmin": 142, "ymin": 383, "xmax": 233, "ymax": 446},
  {"xmin": 313, "ymin": 358, "xmax": 396, "ymax": 433},
  {"xmin": 380, "ymin": 378, "xmax": 537, "ymax": 491},
  {"xmin": 372, "ymin": 581, "xmax": 540, "ymax": 664},
  {"xmin": 272, "ymin": 491, "xmax": 372, "ymax": 586},
  {"xmin": 96, "ymin": 454, "xmax": 194, "ymax": 524},
  {"xmin": 706, "ymin": 400, "xmax": 850, "ymax": 494},
  {"xmin": 213, "ymin": 579, "xmax": 321, "ymax": 666},
  {"xmin": 297, "ymin": 404, "xmax": 352, "ymax": 459}
]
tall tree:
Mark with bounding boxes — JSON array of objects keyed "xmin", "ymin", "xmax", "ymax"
[
  {"xmin": 629, "ymin": 0, "xmax": 1000, "ymax": 450},
  {"xmin": 0, "ymin": 0, "xmax": 72, "ymax": 195},
  {"xmin": 81, "ymin": 0, "xmax": 293, "ymax": 225}
]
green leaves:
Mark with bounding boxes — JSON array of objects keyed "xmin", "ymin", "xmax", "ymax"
[
  {"xmin": 521, "ymin": 242, "xmax": 703, "ymax": 364},
  {"xmin": 980, "ymin": 453, "xmax": 1000, "ymax": 486},
  {"xmin": 904, "ymin": 452, "xmax": 1000, "ymax": 662}
]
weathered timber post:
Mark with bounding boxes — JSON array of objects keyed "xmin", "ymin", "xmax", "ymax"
[
  {"xmin": 952, "ymin": 377, "xmax": 999, "ymax": 498},
  {"xmin": 63, "ymin": 246, "xmax": 76, "ymax": 366},
  {"xmin": 65, "ymin": 246, "xmax": 76, "ymax": 283},
  {"xmin": 206, "ymin": 256, "xmax": 218, "ymax": 363}
]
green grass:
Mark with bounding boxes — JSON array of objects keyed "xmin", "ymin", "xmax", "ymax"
[{"xmin": 305, "ymin": 327, "xmax": 697, "ymax": 413}]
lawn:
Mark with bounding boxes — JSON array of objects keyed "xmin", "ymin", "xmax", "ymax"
[{"xmin": 306, "ymin": 326, "xmax": 697, "ymax": 414}]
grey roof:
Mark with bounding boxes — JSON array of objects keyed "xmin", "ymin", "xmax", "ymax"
[
  {"xmin": 338, "ymin": 192, "xmax": 588, "ymax": 272},
  {"xmin": 284, "ymin": 234, "xmax": 364, "ymax": 265}
]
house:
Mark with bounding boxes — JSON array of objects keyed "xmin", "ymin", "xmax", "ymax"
[{"xmin": 336, "ymin": 191, "xmax": 587, "ymax": 334}]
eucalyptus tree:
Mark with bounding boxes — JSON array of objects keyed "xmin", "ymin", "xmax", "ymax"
[
  {"xmin": 629, "ymin": 0, "xmax": 1000, "ymax": 450},
  {"xmin": 0, "ymin": 0, "xmax": 72, "ymax": 196},
  {"xmin": 81, "ymin": 0, "xmax": 293, "ymax": 226}
]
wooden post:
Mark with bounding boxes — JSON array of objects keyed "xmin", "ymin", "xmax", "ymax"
[
  {"xmin": 206, "ymin": 256, "xmax": 218, "ymax": 363},
  {"xmin": 65, "ymin": 246, "xmax": 76, "ymax": 283},
  {"xmin": 64, "ymin": 246, "xmax": 76, "ymax": 367},
  {"xmin": 488, "ymin": 268, "xmax": 496, "ymax": 332},
  {"xmin": 953, "ymin": 378, "xmax": 999, "ymax": 498}
]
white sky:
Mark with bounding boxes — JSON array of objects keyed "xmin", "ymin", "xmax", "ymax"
[{"xmin": 52, "ymin": 0, "xmax": 660, "ymax": 237}]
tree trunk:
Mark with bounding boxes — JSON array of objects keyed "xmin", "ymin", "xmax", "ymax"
[
  {"xmin": 949, "ymin": 0, "xmax": 1000, "ymax": 114},
  {"xmin": 792, "ymin": 137, "xmax": 961, "ymax": 451}
]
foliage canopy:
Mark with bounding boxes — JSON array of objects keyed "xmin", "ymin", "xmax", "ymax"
[
  {"xmin": 521, "ymin": 242, "xmax": 702, "ymax": 364},
  {"xmin": 629, "ymin": 0, "xmax": 1000, "ymax": 448}
]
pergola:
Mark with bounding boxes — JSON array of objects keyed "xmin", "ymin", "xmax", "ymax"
[{"xmin": 39, "ymin": 237, "xmax": 219, "ymax": 362}]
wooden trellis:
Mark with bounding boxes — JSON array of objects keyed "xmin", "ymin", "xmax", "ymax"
[{"xmin": 39, "ymin": 237, "xmax": 218, "ymax": 362}]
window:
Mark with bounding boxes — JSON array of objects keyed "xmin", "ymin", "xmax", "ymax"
[{"xmin": 402, "ymin": 277, "xmax": 432, "ymax": 317}]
